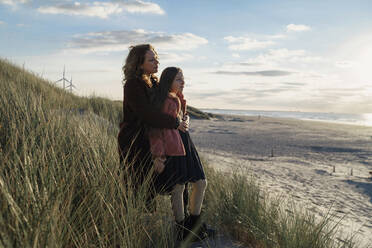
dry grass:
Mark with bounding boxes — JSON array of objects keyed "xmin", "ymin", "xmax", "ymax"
[{"xmin": 0, "ymin": 58, "xmax": 362, "ymax": 248}]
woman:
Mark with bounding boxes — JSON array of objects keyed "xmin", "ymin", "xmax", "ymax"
[{"xmin": 117, "ymin": 44, "xmax": 188, "ymax": 211}]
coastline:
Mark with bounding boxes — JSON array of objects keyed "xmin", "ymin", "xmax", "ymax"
[
  {"xmin": 190, "ymin": 114, "xmax": 372, "ymax": 246},
  {"xmin": 201, "ymin": 109, "xmax": 372, "ymax": 127}
]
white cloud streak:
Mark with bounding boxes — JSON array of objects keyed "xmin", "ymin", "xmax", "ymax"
[
  {"xmin": 0, "ymin": 0, "xmax": 29, "ymax": 6},
  {"xmin": 158, "ymin": 52, "xmax": 194, "ymax": 63},
  {"xmin": 249, "ymin": 48, "xmax": 324, "ymax": 66},
  {"xmin": 116, "ymin": 0, "xmax": 164, "ymax": 14},
  {"xmin": 214, "ymin": 70, "xmax": 293, "ymax": 77},
  {"xmin": 38, "ymin": 0, "xmax": 164, "ymax": 19},
  {"xmin": 286, "ymin": 24, "xmax": 311, "ymax": 32},
  {"xmin": 66, "ymin": 29, "xmax": 208, "ymax": 54},
  {"xmin": 224, "ymin": 36, "xmax": 275, "ymax": 51}
]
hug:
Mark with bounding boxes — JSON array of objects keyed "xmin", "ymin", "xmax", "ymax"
[{"xmin": 117, "ymin": 44, "xmax": 214, "ymax": 242}]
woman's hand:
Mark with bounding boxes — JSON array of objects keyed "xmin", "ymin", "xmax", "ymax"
[{"xmin": 153, "ymin": 157, "xmax": 166, "ymax": 174}]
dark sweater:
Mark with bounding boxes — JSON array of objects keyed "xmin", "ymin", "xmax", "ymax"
[
  {"xmin": 121, "ymin": 77, "xmax": 177, "ymax": 129},
  {"xmin": 117, "ymin": 77, "xmax": 178, "ymax": 182}
]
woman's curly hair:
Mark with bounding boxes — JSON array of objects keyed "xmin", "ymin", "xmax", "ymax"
[{"xmin": 122, "ymin": 44, "xmax": 158, "ymax": 86}]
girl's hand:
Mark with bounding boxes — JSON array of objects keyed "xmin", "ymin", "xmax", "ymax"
[
  {"xmin": 154, "ymin": 157, "xmax": 165, "ymax": 174},
  {"xmin": 182, "ymin": 114, "xmax": 190, "ymax": 126},
  {"xmin": 177, "ymin": 118, "xmax": 189, "ymax": 132}
]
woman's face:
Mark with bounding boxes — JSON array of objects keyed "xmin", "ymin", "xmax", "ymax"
[
  {"xmin": 141, "ymin": 50, "xmax": 159, "ymax": 75},
  {"xmin": 170, "ymin": 71, "xmax": 184, "ymax": 94}
]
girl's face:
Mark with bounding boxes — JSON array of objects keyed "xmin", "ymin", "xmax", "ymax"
[
  {"xmin": 170, "ymin": 71, "xmax": 184, "ymax": 94},
  {"xmin": 141, "ymin": 50, "xmax": 159, "ymax": 75}
]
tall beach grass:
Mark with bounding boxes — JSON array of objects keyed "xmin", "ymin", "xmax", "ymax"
[{"xmin": 0, "ymin": 59, "xmax": 361, "ymax": 247}]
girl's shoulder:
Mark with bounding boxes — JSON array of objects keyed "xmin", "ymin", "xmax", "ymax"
[
  {"xmin": 166, "ymin": 93, "xmax": 181, "ymax": 104},
  {"xmin": 167, "ymin": 92, "xmax": 179, "ymax": 99}
]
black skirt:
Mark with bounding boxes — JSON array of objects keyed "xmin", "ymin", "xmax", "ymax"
[{"xmin": 154, "ymin": 131, "xmax": 206, "ymax": 194}]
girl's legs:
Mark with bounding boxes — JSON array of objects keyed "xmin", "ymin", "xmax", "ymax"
[
  {"xmin": 172, "ymin": 184, "xmax": 188, "ymax": 241},
  {"xmin": 189, "ymin": 179, "xmax": 207, "ymax": 215},
  {"xmin": 185, "ymin": 179, "xmax": 214, "ymax": 241},
  {"xmin": 183, "ymin": 182, "xmax": 189, "ymax": 216},
  {"xmin": 171, "ymin": 184, "xmax": 186, "ymax": 222}
]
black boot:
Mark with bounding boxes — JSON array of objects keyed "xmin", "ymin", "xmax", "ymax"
[
  {"xmin": 175, "ymin": 219, "xmax": 186, "ymax": 242},
  {"xmin": 184, "ymin": 214, "xmax": 215, "ymax": 242}
]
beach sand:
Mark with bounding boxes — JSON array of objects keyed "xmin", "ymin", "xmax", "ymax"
[{"xmin": 189, "ymin": 114, "xmax": 372, "ymax": 247}]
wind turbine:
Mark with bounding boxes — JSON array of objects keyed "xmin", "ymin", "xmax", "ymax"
[
  {"xmin": 54, "ymin": 66, "xmax": 70, "ymax": 89},
  {"xmin": 65, "ymin": 76, "xmax": 76, "ymax": 93}
]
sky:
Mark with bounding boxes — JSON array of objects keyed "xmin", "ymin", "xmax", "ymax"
[{"xmin": 1, "ymin": 0, "xmax": 372, "ymax": 114}]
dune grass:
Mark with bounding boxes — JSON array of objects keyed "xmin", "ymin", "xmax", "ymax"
[{"xmin": 0, "ymin": 58, "xmax": 361, "ymax": 247}]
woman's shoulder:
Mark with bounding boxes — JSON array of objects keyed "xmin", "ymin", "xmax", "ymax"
[
  {"xmin": 125, "ymin": 77, "xmax": 141, "ymax": 85},
  {"xmin": 124, "ymin": 77, "xmax": 147, "ymax": 90}
]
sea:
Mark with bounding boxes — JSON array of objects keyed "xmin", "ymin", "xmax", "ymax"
[{"xmin": 201, "ymin": 109, "xmax": 372, "ymax": 127}]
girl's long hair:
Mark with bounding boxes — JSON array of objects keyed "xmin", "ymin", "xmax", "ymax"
[
  {"xmin": 154, "ymin": 67, "xmax": 181, "ymax": 110},
  {"xmin": 122, "ymin": 44, "xmax": 158, "ymax": 86}
]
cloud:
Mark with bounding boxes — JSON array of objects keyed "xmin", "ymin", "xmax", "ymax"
[
  {"xmin": 38, "ymin": 2, "xmax": 121, "ymax": 19},
  {"xmin": 0, "ymin": 0, "xmax": 29, "ymax": 6},
  {"xmin": 282, "ymin": 82, "xmax": 306, "ymax": 87},
  {"xmin": 0, "ymin": 21, "xmax": 5, "ymax": 25},
  {"xmin": 38, "ymin": 0, "xmax": 164, "ymax": 18},
  {"xmin": 224, "ymin": 36, "xmax": 275, "ymax": 51},
  {"xmin": 66, "ymin": 29, "xmax": 208, "ymax": 53},
  {"xmin": 116, "ymin": 0, "xmax": 164, "ymax": 15},
  {"xmin": 286, "ymin": 24, "xmax": 311, "ymax": 32},
  {"xmin": 158, "ymin": 52, "xmax": 194, "ymax": 62},
  {"xmin": 185, "ymin": 89, "xmax": 227, "ymax": 100},
  {"xmin": 214, "ymin": 70, "xmax": 293, "ymax": 77},
  {"xmin": 238, "ymin": 62, "xmax": 261, "ymax": 66},
  {"xmin": 247, "ymin": 48, "xmax": 324, "ymax": 66},
  {"xmin": 335, "ymin": 60, "xmax": 355, "ymax": 68}
]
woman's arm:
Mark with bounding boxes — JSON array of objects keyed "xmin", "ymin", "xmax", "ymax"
[{"xmin": 125, "ymin": 79, "xmax": 179, "ymax": 129}]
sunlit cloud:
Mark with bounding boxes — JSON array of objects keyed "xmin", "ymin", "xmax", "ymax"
[
  {"xmin": 286, "ymin": 24, "xmax": 311, "ymax": 32},
  {"xmin": 238, "ymin": 62, "xmax": 261, "ymax": 66},
  {"xmin": 0, "ymin": 0, "xmax": 29, "ymax": 6},
  {"xmin": 232, "ymin": 53, "xmax": 240, "ymax": 58},
  {"xmin": 0, "ymin": 21, "xmax": 5, "ymax": 25},
  {"xmin": 224, "ymin": 36, "xmax": 275, "ymax": 51},
  {"xmin": 38, "ymin": 0, "xmax": 164, "ymax": 19},
  {"xmin": 214, "ymin": 70, "xmax": 293, "ymax": 77},
  {"xmin": 246, "ymin": 48, "xmax": 324, "ymax": 66},
  {"xmin": 38, "ymin": 2, "xmax": 121, "ymax": 19},
  {"xmin": 116, "ymin": 0, "xmax": 165, "ymax": 15},
  {"xmin": 158, "ymin": 52, "xmax": 194, "ymax": 63},
  {"xmin": 66, "ymin": 29, "xmax": 208, "ymax": 54},
  {"xmin": 266, "ymin": 34, "xmax": 287, "ymax": 39},
  {"xmin": 335, "ymin": 60, "xmax": 355, "ymax": 68}
]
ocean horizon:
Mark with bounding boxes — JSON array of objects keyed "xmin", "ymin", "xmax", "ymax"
[{"xmin": 202, "ymin": 108, "xmax": 372, "ymax": 127}]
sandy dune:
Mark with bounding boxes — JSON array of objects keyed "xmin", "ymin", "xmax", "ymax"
[{"xmin": 189, "ymin": 115, "xmax": 372, "ymax": 247}]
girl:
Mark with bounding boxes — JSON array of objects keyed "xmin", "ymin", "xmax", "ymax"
[{"xmin": 148, "ymin": 67, "xmax": 212, "ymax": 241}]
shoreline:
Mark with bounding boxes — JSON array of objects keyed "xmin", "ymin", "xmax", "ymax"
[
  {"xmin": 202, "ymin": 109, "xmax": 372, "ymax": 128},
  {"xmin": 189, "ymin": 114, "xmax": 372, "ymax": 246}
]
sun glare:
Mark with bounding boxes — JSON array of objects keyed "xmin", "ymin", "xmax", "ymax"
[
  {"xmin": 362, "ymin": 113, "xmax": 372, "ymax": 126},
  {"xmin": 349, "ymin": 36, "xmax": 372, "ymax": 83}
]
